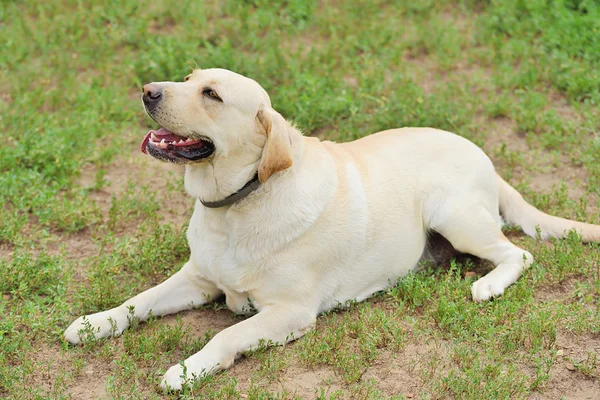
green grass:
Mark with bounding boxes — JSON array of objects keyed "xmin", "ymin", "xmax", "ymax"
[{"xmin": 2, "ymin": 0, "xmax": 600, "ymax": 398}]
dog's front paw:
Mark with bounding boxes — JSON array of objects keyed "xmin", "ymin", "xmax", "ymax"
[
  {"xmin": 64, "ymin": 309, "xmax": 127, "ymax": 344},
  {"xmin": 160, "ymin": 363, "xmax": 186, "ymax": 391},
  {"xmin": 471, "ymin": 276, "xmax": 505, "ymax": 302},
  {"xmin": 160, "ymin": 358, "xmax": 220, "ymax": 391}
]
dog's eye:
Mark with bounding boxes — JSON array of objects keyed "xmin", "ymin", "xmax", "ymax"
[
  {"xmin": 203, "ymin": 88, "xmax": 222, "ymax": 102},
  {"xmin": 184, "ymin": 75, "xmax": 191, "ymax": 82}
]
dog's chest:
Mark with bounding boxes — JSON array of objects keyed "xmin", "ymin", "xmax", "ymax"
[{"xmin": 186, "ymin": 204, "xmax": 268, "ymax": 310}]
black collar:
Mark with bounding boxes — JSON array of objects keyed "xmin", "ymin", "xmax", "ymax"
[{"xmin": 200, "ymin": 173, "xmax": 261, "ymax": 208}]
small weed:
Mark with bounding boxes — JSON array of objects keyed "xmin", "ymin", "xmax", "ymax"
[
  {"xmin": 573, "ymin": 352, "xmax": 599, "ymax": 378},
  {"xmin": 77, "ymin": 317, "xmax": 99, "ymax": 346}
]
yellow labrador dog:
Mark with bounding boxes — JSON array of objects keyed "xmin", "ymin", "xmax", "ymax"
[{"xmin": 64, "ymin": 68, "xmax": 600, "ymax": 390}]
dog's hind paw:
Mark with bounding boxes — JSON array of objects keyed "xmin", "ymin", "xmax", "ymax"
[{"xmin": 471, "ymin": 276, "xmax": 506, "ymax": 302}]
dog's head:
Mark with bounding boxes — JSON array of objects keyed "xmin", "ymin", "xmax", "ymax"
[{"xmin": 141, "ymin": 68, "xmax": 293, "ymax": 183}]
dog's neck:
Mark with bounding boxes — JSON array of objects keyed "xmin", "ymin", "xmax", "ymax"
[
  {"xmin": 184, "ymin": 158, "xmax": 260, "ymax": 205},
  {"xmin": 184, "ymin": 128, "xmax": 305, "ymax": 207}
]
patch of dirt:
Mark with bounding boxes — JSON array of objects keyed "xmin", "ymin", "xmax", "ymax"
[
  {"xmin": 285, "ymin": 32, "xmax": 321, "ymax": 57},
  {"xmin": 400, "ymin": 10, "xmax": 488, "ymax": 98},
  {"xmin": 483, "ymin": 115, "xmax": 590, "ymax": 202},
  {"xmin": 363, "ymin": 343, "xmax": 439, "ymax": 398},
  {"xmin": 310, "ymin": 125, "xmax": 333, "ymax": 139},
  {"xmin": 534, "ymin": 277, "xmax": 580, "ymax": 303},
  {"xmin": 530, "ymin": 379, "xmax": 600, "ymax": 400},
  {"xmin": 0, "ymin": 91, "xmax": 11, "ymax": 107},
  {"xmin": 482, "ymin": 110, "xmax": 594, "ymax": 208},
  {"xmin": 147, "ymin": 17, "xmax": 177, "ymax": 35},
  {"xmin": 481, "ymin": 115, "xmax": 528, "ymax": 154},
  {"xmin": 163, "ymin": 307, "xmax": 238, "ymax": 336},
  {"xmin": 67, "ymin": 361, "xmax": 112, "ymax": 400},
  {"xmin": 548, "ymin": 92, "xmax": 579, "ymax": 122},
  {"xmin": 45, "ymin": 231, "xmax": 98, "ymax": 261},
  {"xmin": 527, "ymin": 159, "xmax": 591, "ymax": 201},
  {"xmin": 342, "ymin": 75, "xmax": 358, "ymax": 88},
  {"xmin": 28, "ymin": 344, "xmax": 112, "ymax": 400},
  {"xmin": 77, "ymin": 130, "xmax": 191, "ymax": 228},
  {"xmin": 556, "ymin": 331, "xmax": 600, "ymax": 364},
  {"xmin": 531, "ymin": 333, "xmax": 600, "ymax": 400},
  {"xmin": 30, "ymin": 309, "xmax": 237, "ymax": 400},
  {"xmin": 277, "ymin": 366, "xmax": 342, "ymax": 398},
  {"xmin": 413, "ymin": 60, "xmax": 486, "ymax": 97},
  {"xmin": 0, "ymin": 244, "xmax": 13, "ymax": 259},
  {"xmin": 228, "ymin": 327, "xmax": 448, "ymax": 399},
  {"xmin": 233, "ymin": 359, "xmax": 343, "ymax": 399}
]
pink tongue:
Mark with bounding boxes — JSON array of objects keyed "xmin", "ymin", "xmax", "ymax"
[
  {"xmin": 152, "ymin": 128, "xmax": 185, "ymax": 141},
  {"xmin": 140, "ymin": 128, "xmax": 186, "ymax": 154},
  {"xmin": 140, "ymin": 132, "xmax": 151, "ymax": 154}
]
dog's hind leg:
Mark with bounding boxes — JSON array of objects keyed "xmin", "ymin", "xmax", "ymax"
[
  {"xmin": 430, "ymin": 201, "xmax": 533, "ymax": 302},
  {"xmin": 64, "ymin": 260, "xmax": 221, "ymax": 344}
]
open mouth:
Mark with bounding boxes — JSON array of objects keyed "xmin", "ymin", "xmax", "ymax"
[{"xmin": 141, "ymin": 128, "xmax": 215, "ymax": 162}]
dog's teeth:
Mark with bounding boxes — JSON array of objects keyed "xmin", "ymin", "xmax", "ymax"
[
  {"xmin": 151, "ymin": 132, "xmax": 158, "ymax": 141},
  {"xmin": 160, "ymin": 139, "xmax": 166, "ymax": 144},
  {"xmin": 185, "ymin": 138, "xmax": 192, "ymax": 143}
]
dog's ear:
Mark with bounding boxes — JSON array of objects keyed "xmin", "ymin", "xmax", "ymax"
[{"xmin": 256, "ymin": 108, "xmax": 293, "ymax": 183}]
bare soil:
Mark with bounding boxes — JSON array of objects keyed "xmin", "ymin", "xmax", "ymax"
[{"xmin": 529, "ymin": 332, "xmax": 600, "ymax": 400}]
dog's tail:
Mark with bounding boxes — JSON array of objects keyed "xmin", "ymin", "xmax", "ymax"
[{"xmin": 497, "ymin": 174, "xmax": 600, "ymax": 242}]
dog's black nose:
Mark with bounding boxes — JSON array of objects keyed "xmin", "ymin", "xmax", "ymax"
[{"xmin": 142, "ymin": 84, "xmax": 163, "ymax": 107}]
